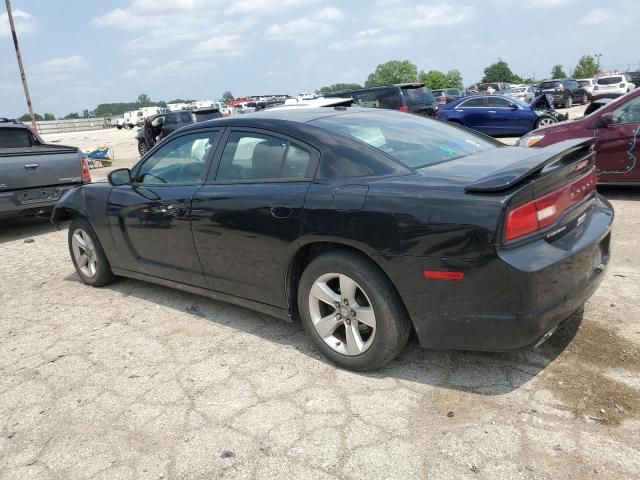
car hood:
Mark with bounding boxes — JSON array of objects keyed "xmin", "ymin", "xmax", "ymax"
[{"xmin": 529, "ymin": 94, "xmax": 555, "ymax": 112}]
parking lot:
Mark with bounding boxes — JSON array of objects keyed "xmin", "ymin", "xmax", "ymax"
[{"xmin": 1, "ymin": 106, "xmax": 639, "ymax": 480}]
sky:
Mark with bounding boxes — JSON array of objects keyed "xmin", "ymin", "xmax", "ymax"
[{"xmin": 1, "ymin": 0, "xmax": 639, "ymax": 118}]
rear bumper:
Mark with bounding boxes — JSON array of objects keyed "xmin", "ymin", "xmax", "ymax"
[
  {"xmin": 377, "ymin": 196, "xmax": 614, "ymax": 351},
  {"xmin": 592, "ymin": 92, "xmax": 624, "ymax": 101},
  {"xmin": 0, "ymin": 184, "xmax": 78, "ymax": 219}
]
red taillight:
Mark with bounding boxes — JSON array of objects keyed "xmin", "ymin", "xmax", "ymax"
[
  {"xmin": 80, "ymin": 155, "xmax": 91, "ymax": 183},
  {"xmin": 594, "ymin": 85, "xmax": 599, "ymax": 90},
  {"xmin": 504, "ymin": 168, "xmax": 597, "ymax": 241},
  {"xmin": 398, "ymin": 105, "xmax": 409, "ymax": 112},
  {"xmin": 423, "ymin": 270, "xmax": 464, "ymax": 281},
  {"xmin": 620, "ymin": 83, "xmax": 625, "ymax": 88}
]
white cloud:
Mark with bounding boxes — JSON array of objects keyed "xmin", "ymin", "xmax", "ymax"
[
  {"xmin": 0, "ymin": 9, "xmax": 36, "ymax": 37},
  {"xmin": 39, "ymin": 56, "xmax": 89, "ymax": 74},
  {"xmin": 331, "ymin": 28, "xmax": 405, "ymax": 50},
  {"xmin": 267, "ymin": 17, "xmax": 336, "ymax": 44},
  {"xmin": 224, "ymin": 0, "xmax": 318, "ymax": 15},
  {"xmin": 374, "ymin": 3, "xmax": 474, "ymax": 29},
  {"xmin": 579, "ymin": 9, "xmax": 612, "ymax": 26},
  {"xmin": 317, "ymin": 6, "xmax": 344, "ymax": 21},
  {"xmin": 194, "ymin": 34, "xmax": 243, "ymax": 55},
  {"xmin": 526, "ymin": 0, "xmax": 576, "ymax": 7}
]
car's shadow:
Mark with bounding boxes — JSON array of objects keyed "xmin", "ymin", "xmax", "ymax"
[
  {"xmin": 0, "ymin": 217, "xmax": 65, "ymax": 245},
  {"xmin": 598, "ymin": 185, "xmax": 640, "ymax": 201},
  {"xmin": 65, "ymin": 273, "xmax": 581, "ymax": 396}
]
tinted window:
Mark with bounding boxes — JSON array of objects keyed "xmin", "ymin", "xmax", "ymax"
[
  {"xmin": 540, "ymin": 81, "xmax": 561, "ymax": 89},
  {"xmin": 136, "ymin": 131, "xmax": 219, "ymax": 184},
  {"xmin": 352, "ymin": 88, "xmax": 402, "ymax": 109},
  {"xmin": 0, "ymin": 128, "xmax": 33, "ymax": 148},
  {"xmin": 446, "ymin": 89, "xmax": 460, "ymax": 96},
  {"xmin": 432, "ymin": 89, "xmax": 445, "ymax": 96},
  {"xmin": 598, "ymin": 76, "xmax": 623, "ymax": 85},
  {"xmin": 478, "ymin": 83, "xmax": 500, "ymax": 92},
  {"xmin": 459, "ymin": 98, "xmax": 485, "ymax": 107},
  {"xmin": 312, "ymin": 111, "xmax": 497, "ymax": 170},
  {"xmin": 215, "ymin": 132, "xmax": 312, "ymax": 181},
  {"xmin": 487, "ymin": 97, "xmax": 513, "ymax": 108},
  {"xmin": 611, "ymin": 96, "xmax": 640, "ymax": 124},
  {"xmin": 578, "ymin": 80, "xmax": 591, "ymax": 87},
  {"xmin": 193, "ymin": 110, "xmax": 222, "ymax": 121},
  {"xmin": 402, "ymin": 86, "xmax": 436, "ymax": 105}
]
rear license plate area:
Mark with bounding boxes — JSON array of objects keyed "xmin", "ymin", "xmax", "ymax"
[{"xmin": 19, "ymin": 187, "xmax": 59, "ymax": 204}]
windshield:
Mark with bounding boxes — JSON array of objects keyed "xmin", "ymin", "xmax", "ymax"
[
  {"xmin": 402, "ymin": 86, "xmax": 436, "ymax": 106},
  {"xmin": 311, "ymin": 111, "xmax": 497, "ymax": 169},
  {"xmin": 578, "ymin": 80, "xmax": 591, "ymax": 87},
  {"xmin": 598, "ymin": 76, "xmax": 623, "ymax": 85},
  {"xmin": 540, "ymin": 81, "xmax": 561, "ymax": 89}
]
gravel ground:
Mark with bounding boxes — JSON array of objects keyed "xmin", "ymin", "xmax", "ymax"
[{"xmin": 1, "ymin": 106, "xmax": 639, "ymax": 479}]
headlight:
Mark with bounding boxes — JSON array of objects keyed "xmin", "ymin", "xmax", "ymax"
[{"xmin": 517, "ymin": 134, "xmax": 545, "ymax": 148}]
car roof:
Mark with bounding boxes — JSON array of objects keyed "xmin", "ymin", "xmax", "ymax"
[{"xmin": 0, "ymin": 119, "xmax": 28, "ymax": 129}]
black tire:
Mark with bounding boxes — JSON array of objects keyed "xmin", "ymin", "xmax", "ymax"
[
  {"xmin": 138, "ymin": 140, "xmax": 149, "ymax": 157},
  {"xmin": 580, "ymin": 94, "xmax": 588, "ymax": 105},
  {"xmin": 116, "ymin": 125, "xmax": 123, "ymax": 130},
  {"xmin": 68, "ymin": 218, "xmax": 115, "ymax": 287},
  {"xmin": 298, "ymin": 250, "xmax": 411, "ymax": 371},
  {"xmin": 565, "ymin": 96, "xmax": 573, "ymax": 108}
]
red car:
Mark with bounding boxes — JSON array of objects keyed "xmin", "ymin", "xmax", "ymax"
[{"xmin": 518, "ymin": 89, "xmax": 640, "ymax": 185}]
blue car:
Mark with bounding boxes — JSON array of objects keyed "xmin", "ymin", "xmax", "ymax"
[{"xmin": 438, "ymin": 94, "xmax": 560, "ymax": 136}]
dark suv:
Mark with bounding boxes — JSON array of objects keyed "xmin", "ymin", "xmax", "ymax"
[
  {"xmin": 535, "ymin": 78, "xmax": 588, "ymax": 108},
  {"xmin": 324, "ymin": 83, "xmax": 439, "ymax": 117},
  {"xmin": 136, "ymin": 108, "xmax": 221, "ymax": 155}
]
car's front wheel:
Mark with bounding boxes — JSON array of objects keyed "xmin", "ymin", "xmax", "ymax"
[
  {"xmin": 68, "ymin": 218, "xmax": 115, "ymax": 287},
  {"xmin": 298, "ymin": 250, "xmax": 411, "ymax": 371},
  {"xmin": 138, "ymin": 140, "xmax": 149, "ymax": 157},
  {"xmin": 536, "ymin": 116, "xmax": 557, "ymax": 129},
  {"xmin": 565, "ymin": 96, "xmax": 573, "ymax": 108}
]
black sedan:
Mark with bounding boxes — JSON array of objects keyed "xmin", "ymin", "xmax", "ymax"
[{"xmin": 52, "ymin": 108, "xmax": 613, "ymax": 371}]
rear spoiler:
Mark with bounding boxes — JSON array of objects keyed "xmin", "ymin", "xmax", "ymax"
[{"xmin": 465, "ymin": 138, "xmax": 596, "ymax": 193}]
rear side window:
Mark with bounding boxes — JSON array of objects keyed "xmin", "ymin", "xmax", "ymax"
[
  {"xmin": 215, "ymin": 132, "xmax": 313, "ymax": 181},
  {"xmin": 598, "ymin": 76, "xmax": 623, "ymax": 85},
  {"xmin": 0, "ymin": 128, "xmax": 34, "ymax": 148},
  {"xmin": 540, "ymin": 81, "xmax": 561, "ymax": 89},
  {"xmin": 459, "ymin": 98, "xmax": 485, "ymax": 108},
  {"xmin": 401, "ymin": 86, "xmax": 436, "ymax": 105}
]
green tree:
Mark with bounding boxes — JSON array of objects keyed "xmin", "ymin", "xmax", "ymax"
[
  {"xmin": 42, "ymin": 113, "xmax": 55, "ymax": 121},
  {"xmin": 550, "ymin": 65, "xmax": 567, "ymax": 78},
  {"xmin": 221, "ymin": 91, "xmax": 235, "ymax": 103},
  {"xmin": 63, "ymin": 112, "xmax": 81, "ymax": 120},
  {"xmin": 136, "ymin": 93, "xmax": 152, "ymax": 107},
  {"xmin": 418, "ymin": 70, "xmax": 448, "ymax": 89},
  {"xmin": 166, "ymin": 98, "xmax": 194, "ymax": 104},
  {"xmin": 445, "ymin": 69, "xmax": 464, "ymax": 89},
  {"xmin": 482, "ymin": 59, "xmax": 517, "ymax": 83},
  {"xmin": 318, "ymin": 83, "xmax": 362, "ymax": 94},
  {"xmin": 365, "ymin": 60, "xmax": 418, "ymax": 87},
  {"xmin": 573, "ymin": 55, "xmax": 600, "ymax": 78},
  {"xmin": 18, "ymin": 113, "xmax": 43, "ymax": 122}
]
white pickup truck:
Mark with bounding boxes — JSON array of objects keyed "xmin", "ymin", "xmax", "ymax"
[{"xmin": 0, "ymin": 119, "xmax": 90, "ymax": 219}]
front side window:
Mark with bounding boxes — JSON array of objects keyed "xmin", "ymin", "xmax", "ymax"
[
  {"xmin": 215, "ymin": 132, "xmax": 312, "ymax": 181},
  {"xmin": 136, "ymin": 131, "xmax": 220, "ymax": 185},
  {"xmin": 312, "ymin": 110, "xmax": 498, "ymax": 170},
  {"xmin": 611, "ymin": 96, "xmax": 640, "ymax": 125}
]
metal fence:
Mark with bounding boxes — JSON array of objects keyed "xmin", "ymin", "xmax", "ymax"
[{"xmin": 24, "ymin": 117, "xmax": 113, "ymax": 135}]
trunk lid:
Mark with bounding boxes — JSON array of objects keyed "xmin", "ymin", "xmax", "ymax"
[{"xmin": 0, "ymin": 144, "xmax": 83, "ymax": 190}]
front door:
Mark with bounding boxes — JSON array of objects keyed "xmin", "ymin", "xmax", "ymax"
[
  {"xmin": 107, "ymin": 129, "xmax": 221, "ymax": 286},
  {"xmin": 595, "ymin": 95, "xmax": 640, "ymax": 183},
  {"xmin": 191, "ymin": 129, "xmax": 318, "ymax": 307}
]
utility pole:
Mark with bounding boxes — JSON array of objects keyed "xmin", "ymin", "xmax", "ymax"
[
  {"xmin": 594, "ymin": 53, "xmax": 603, "ymax": 74},
  {"xmin": 5, "ymin": 0, "xmax": 36, "ymax": 131}
]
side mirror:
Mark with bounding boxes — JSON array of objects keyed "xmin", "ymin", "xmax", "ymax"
[
  {"xmin": 600, "ymin": 112, "xmax": 614, "ymax": 125},
  {"xmin": 509, "ymin": 103, "xmax": 519, "ymax": 109},
  {"xmin": 108, "ymin": 168, "xmax": 131, "ymax": 186}
]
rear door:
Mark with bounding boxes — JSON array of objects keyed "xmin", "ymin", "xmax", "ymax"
[
  {"xmin": 455, "ymin": 97, "xmax": 489, "ymax": 132},
  {"xmin": 486, "ymin": 96, "xmax": 530, "ymax": 135},
  {"xmin": 107, "ymin": 129, "xmax": 221, "ymax": 286},
  {"xmin": 191, "ymin": 128, "xmax": 318, "ymax": 307},
  {"xmin": 595, "ymin": 95, "xmax": 640, "ymax": 182}
]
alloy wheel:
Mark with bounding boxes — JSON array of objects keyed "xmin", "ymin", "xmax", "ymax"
[
  {"xmin": 308, "ymin": 273, "xmax": 376, "ymax": 356},
  {"xmin": 71, "ymin": 228, "xmax": 98, "ymax": 278},
  {"xmin": 538, "ymin": 117, "xmax": 556, "ymax": 128}
]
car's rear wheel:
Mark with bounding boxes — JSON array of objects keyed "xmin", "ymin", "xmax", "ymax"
[
  {"xmin": 536, "ymin": 116, "xmax": 557, "ymax": 129},
  {"xmin": 580, "ymin": 94, "xmax": 588, "ymax": 105},
  {"xmin": 565, "ymin": 96, "xmax": 573, "ymax": 108},
  {"xmin": 68, "ymin": 218, "xmax": 115, "ymax": 287},
  {"xmin": 298, "ymin": 250, "xmax": 411, "ymax": 371},
  {"xmin": 138, "ymin": 140, "xmax": 149, "ymax": 157}
]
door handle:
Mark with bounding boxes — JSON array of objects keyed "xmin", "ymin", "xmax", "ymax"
[
  {"xmin": 24, "ymin": 163, "xmax": 39, "ymax": 169},
  {"xmin": 270, "ymin": 204, "xmax": 292, "ymax": 219}
]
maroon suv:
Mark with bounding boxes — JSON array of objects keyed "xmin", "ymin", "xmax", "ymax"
[{"xmin": 518, "ymin": 89, "xmax": 640, "ymax": 184}]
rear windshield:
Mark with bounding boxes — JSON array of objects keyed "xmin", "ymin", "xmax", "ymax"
[
  {"xmin": 446, "ymin": 89, "xmax": 459, "ymax": 95},
  {"xmin": 578, "ymin": 80, "xmax": 591, "ymax": 87},
  {"xmin": 402, "ymin": 86, "xmax": 436, "ymax": 106},
  {"xmin": 432, "ymin": 89, "xmax": 445, "ymax": 96},
  {"xmin": 0, "ymin": 128, "xmax": 34, "ymax": 148},
  {"xmin": 598, "ymin": 76, "xmax": 623, "ymax": 85},
  {"xmin": 350, "ymin": 88, "xmax": 402, "ymax": 109},
  {"xmin": 478, "ymin": 83, "xmax": 500, "ymax": 91},
  {"xmin": 311, "ymin": 111, "xmax": 497, "ymax": 169},
  {"xmin": 540, "ymin": 81, "xmax": 561, "ymax": 89},
  {"xmin": 194, "ymin": 111, "xmax": 222, "ymax": 121}
]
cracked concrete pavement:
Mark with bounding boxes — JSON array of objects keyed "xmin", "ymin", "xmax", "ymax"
[{"xmin": 1, "ymin": 118, "xmax": 639, "ymax": 479}]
